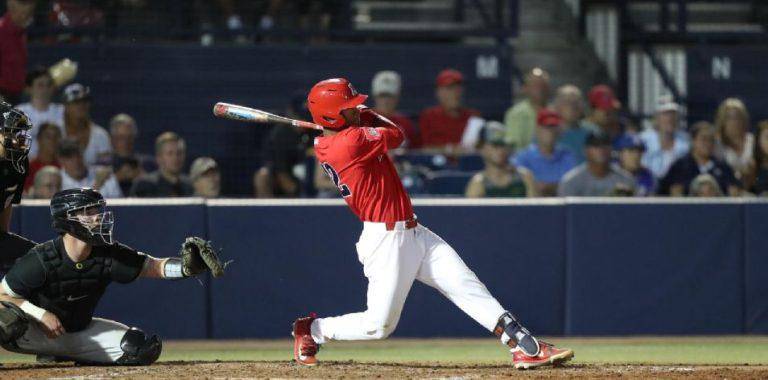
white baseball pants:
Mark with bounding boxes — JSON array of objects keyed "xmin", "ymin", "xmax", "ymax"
[
  {"xmin": 7, "ymin": 317, "xmax": 129, "ymax": 363},
  {"xmin": 311, "ymin": 221, "xmax": 506, "ymax": 343}
]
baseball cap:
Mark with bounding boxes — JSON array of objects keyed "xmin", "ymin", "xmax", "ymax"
[
  {"xmin": 585, "ymin": 130, "xmax": 611, "ymax": 146},
  {"xmin": 372, "ymin": 71, "xmax": 401, "ymax": 96},
  {"xmin": 656, "ymin": 95, "xmax": 680, "ymax": 113},
  {"xmin": 436, "ymin": 69, "xmax": 463, "ymax": 87},
  {"xmin": 63, "ymin": 83, "xmax": 91, "ymax": 103},
  {"xmin": 190, "ymin": 157, "xmax": 218, "ymax": 180},
  {"xmin": 615, "ymin": 133, "xmax": 646, "ymax": 151},
  {"xmin": 588, "ymin": 84, "xmax": 620, "ymax": 111},
  {"xmin": 536, "ymin": 108, "xmax": 562, "ymax": 128}
]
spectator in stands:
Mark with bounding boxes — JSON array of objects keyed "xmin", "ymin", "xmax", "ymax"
[
  {"xmin": 640, "ymin": 95, "xmax": 690, "ymax": 179},
  {"xmin": 714, "ymin": 97, "xmax": 753, "ymax": 178},
  {"xmin": 110, "ymin": 113, "xmax": 154, "ymax": 172},
  {"xmin": 254, "ymin": 91, "xmax": 312, "ymax": 198},
  {"xmin": 29, "ymin": 165, "xmax": 61, "ymax": 199},
  {"xmin": 465, "ymin": 122, "xmax": 535, "ymax": 198},
  {"xmin": 616, "ymin": 134, "xmax": 655, "ymax": 196},
  {"xmin": 418, "ymin": 68, "xmax": 480, "ymax": 149},
  {"xmin": 23, "ymin": 122, "xmax": 61, "ymax": 191},
  {"xmin": 689, "ymin": 174, "xmax": 723, "ymax": 197},
  {"xmin": 554, "ymin": 84, "xmax": 593, "ymax": 163},
  {"xmin": 0, "ymin": 0, "xmax": 34, "ymax": 104},
  {"xmin": 504, "ymin": 67, "xmax": 550, "ymax": 149},
  {"xmin": 371, "ymin": 70, "xmax": 419, "ymax": 148},
  {"xmin": 746, "ymin": 120, "xmax": 768, "ymax": 195},
  {"xmin": 660, "ymin": 121, "xmax": 740, "ymax": 196},
  {"xmin": 17, "ymin": 67, "xmax": 64, "ymax": 156},
  {"xmin": 58, "ymin": 138, "xmax": 122, "ymax": 198},
  {"xmin": 558, "ymin": 130, "xmax": 636, "ymax": 197},
  {"xmin": 112, "ymin": 156, "xmax": 140, "ymax": 197},
  {"xmin": 190, "ymin": 157, "xmax": 220, "ymax": 198},
  {"xmin": 62, "ymin": 83, "xmax": 112, "ymax": 166},
  {"xmin": 514, "ymin": 109, "xmax": 577, "ymax": 196},
  {"xmin": 584, "ymin": 84, "xmax": 624, "ymax": 146},
  {"xmin": 130, "ymin": 132, "xmax": 193, "ymax": 197}
]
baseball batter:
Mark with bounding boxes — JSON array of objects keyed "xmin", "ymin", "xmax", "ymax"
[
  {"xmin": 291, "ymin": 78, "xmax": 574, "ymax": 369},
  {"xmin": 0, "ymin": 188, "xmax": 224, "ymax": 365}
]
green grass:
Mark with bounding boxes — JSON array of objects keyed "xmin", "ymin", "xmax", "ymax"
[{"xmin": 2, "ymin": 337, "xmax": 767, "ymax": 366}]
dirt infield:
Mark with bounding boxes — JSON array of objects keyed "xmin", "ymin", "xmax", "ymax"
[{"xmin": 2, "ymin": 361, "xmax": 768, "ymax": 379}]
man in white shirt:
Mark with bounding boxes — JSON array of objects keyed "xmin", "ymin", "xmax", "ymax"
[
  {"xmin": 15, "ymin": 68, "xmax": 64, "ymax": 157},
  {"xmin": 58, "ymin": 138, "xmax": 122, "ymax": 198},
  {"xmin": 62, "ymin": 83, "xmax": 111, "ymax": 166},
  {"xmin": 640, "ymin": 96, "xmax": 690, "ymax": 179}
]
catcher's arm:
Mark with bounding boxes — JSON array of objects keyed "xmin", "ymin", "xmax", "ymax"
[{"xmin": 140, "ymin": 237, "xmax": 225, "ymax": 279}]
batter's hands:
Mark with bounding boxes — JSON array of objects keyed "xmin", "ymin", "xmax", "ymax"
[{"xmin": 39, "ymin": 311, "xmax": 65, "ymax": 339}]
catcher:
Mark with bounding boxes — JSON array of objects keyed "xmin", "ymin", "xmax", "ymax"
[{"xmin": 0, "ymin": 187, "xmax": 224, "ymax": 365}]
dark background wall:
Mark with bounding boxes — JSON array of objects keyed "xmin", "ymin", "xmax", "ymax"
[{"xmin": 9, "ymin": 200, "xmax": 767, "ymax": 339}]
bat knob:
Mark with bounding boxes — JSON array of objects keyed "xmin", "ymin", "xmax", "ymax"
[{"xmin": 213, "ymin": 103, "xmax": 227, "ymax": 117}]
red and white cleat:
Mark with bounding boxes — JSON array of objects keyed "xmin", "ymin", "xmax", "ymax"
[
  {"xmin": 511, "ymin": 341, "xmax": 574, "ymax": 370},
  {"xmin": 292, "ymin": 313, "xmax": 320, "ymax": 366}
]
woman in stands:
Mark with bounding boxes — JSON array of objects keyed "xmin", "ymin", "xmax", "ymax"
[
  {"xmin": 465, "ymin": 123, "xmax": 536, "ymax": 198},
  {"xmin": 714, "ymin": 98, "xmax": 753, "ymax": 179},
  {"xmin": 744, "ymin": 120, "xmax": 768, "ymax": 195}
]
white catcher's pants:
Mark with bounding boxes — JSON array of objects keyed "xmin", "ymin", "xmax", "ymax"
[
  {"xmin": 7, "ymin": 317, "xmax": 129, "ymax": 363},
  {"xmin": 311, "ymin": 222, "xmax": 506, "ymax": 343}
]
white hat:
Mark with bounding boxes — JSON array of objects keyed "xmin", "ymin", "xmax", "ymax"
[
  {"xmin": 656, "ymin": 95, "xmax": 680, "ymax": 113},
  {"xmin": 372, "ymin": 71, "xmax": 401, "ymax": 96}
]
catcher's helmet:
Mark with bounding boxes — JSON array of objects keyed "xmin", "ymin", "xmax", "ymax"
[
  {"xmin": 0, "ymin": 102, "xmax": 32, "ymax": 174},
  {"xmin": 51, "ymin": 188, "xmax": 114, "ymax": 246},
  {"xmin": 307, "ymin": 78, "xmax": 368, "ymax": 130}
]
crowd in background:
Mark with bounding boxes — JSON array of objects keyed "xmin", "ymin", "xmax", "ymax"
[{"xmin": 3, "ymin": 0, "xmax": 766, "ymax": 199}]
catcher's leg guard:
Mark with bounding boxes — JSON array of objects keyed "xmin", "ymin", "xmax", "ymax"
[
  {"xmin": 115, "ymin": 328, "xmax": 162, "ymax": 366},
  {"xmin": 0, "ymin": 302, "xmax": 28, "ymax": 345},
  {"xmin": 494, "ymin": 312, "xmax": 540, "ymax": 357}
]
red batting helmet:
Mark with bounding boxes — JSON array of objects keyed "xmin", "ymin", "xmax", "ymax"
[{"xmin": 307, "ymin": 78, "xmax": 368, "ymax": 130}]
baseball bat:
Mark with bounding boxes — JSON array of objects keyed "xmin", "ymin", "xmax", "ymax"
[{"xmin": 213, "ymin": 102, "xmax": 324, "ymax": 131}]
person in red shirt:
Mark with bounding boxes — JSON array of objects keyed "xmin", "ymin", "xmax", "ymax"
[
  {"xmin": 370, "ymin": 70, "xmax": 420, "ymax": 149},
  {"xmin": 292, "ymin": 78, "xmax": 573, "ymax": 370},
  {"xmin": 23, "ymin": 122, "xmax": 61, "ymax": 190},
  {"xmin": 417, "ymin": 68, "xmax": 480, "ymax": 149},
  {"xmin": 0, "ymin": 0, "xmax": 35, "ymax": 104}
]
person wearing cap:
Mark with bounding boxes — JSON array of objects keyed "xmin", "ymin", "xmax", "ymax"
[
  {"xmin": 17, "ymin": 67, "xmax": 65, "ymax": 157},
  {"xmin": 514, "ymin": 109, "xmax": 577, "ymax": 196},
  {"xmin": 29, "ymin": 165, "xmax": 61, "ymax": 199},
  {"xmin": 554, "ymin": 84, "xmax": 595, "ymax": 163},
  {"xmin": 58, "ymin": 138, "xmax": 122, "ymax": 198},
  {"xmin": 190, "ymin": 157, "xmax": 220, "ymax": 198},
  {"xmin": 616, "ymin": 134, "xmax": 655, "ymax": 196},
  {"xmin": 255, "ymin": 91, "xmax": 314, "ymax": 198},
  {"xmin": 371, "ymin": 71, "xmax": 419, "ymax": 149},
  {"xmin": 418, "ymin": 68, "xmax": 480, "ymax": 149},
  {"xmin": 62, "ymin": 83, "xmax": 112, "ymax": 167},
  {"xmin": 130, "ymin": 131, "xmax": 193, "ymax": 197},
  {"xmin": 639, "ymin": 95, "xmax": 690, "ymax": 179},
  {"xmin": 584, "ymin": 84, "xmax": 627, "ymax": 145},
  {"xmin": 689, "ymin": 173, "xmax": 723, "ymax": 197},
  {"xmin": 0, "ymin": 0, "xmax": 35, "ymax": 103},
  {"xmin": 465, "ymin": 122, "xmax": 535, "ymax": 198},
  {"xmin": 558, "ymin": 130, "xmax": 636, "ymax": 197},
  {"xmin": 660, "ymin": 121, "xmax": 740, "ymax": 196},
  {"xmin": 503, "ymin": 68, "xmax": 551, "ymax": 149}
]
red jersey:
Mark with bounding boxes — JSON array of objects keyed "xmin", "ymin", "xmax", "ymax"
[
  {"xmin": 418, "ymin": 105, "xmax": 480, "ymax": 147},
  {"xmin": 379, "ymin": 111, "xmax": 421, "ymax": 149},
  {"xmin": 314, "ymin": 108, "xmax": 414, "ymax": 223},
  {"xmin": 0, "ymin": 13, "xmax": 27, "ymax": 100}
]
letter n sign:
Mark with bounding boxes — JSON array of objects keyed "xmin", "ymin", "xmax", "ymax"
[{"xmin": 712, "ymin": 56, "xmax": 731, "ymax": 80}]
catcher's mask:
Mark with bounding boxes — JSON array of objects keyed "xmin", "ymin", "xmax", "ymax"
[
  {"xmin": 0, "ymin": 102, "xmax": 32, "ymax": 174},
  {"xmin": 51, "ymin": 188, "xmax": 114, "ymax": 246}
]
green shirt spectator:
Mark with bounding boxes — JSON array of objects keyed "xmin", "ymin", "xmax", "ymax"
[{"xmin": 503, "ymin": 68, "xmax": 550, "ymax": 148}]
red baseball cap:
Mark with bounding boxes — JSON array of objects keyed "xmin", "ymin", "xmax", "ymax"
[
  {"xmin": 436, "ymin": 69, "xmax": 464, "ymax": 87},
  {"xmin": 588, "ymin": 84, "xmax": 621, "ymax": 111},
  {"xmin": 537, "ymin": 108, "xmax": 562, "ymax": 128}
]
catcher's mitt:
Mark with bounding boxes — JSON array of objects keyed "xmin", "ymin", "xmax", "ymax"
[{"xmin": 179, "ymin": 237, "xmax": 224, "ymax": 278}]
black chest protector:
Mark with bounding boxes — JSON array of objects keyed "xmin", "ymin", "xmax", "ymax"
[{"xmin": 32, "ymin": 240, "xmax": 114, "ymax": 332}]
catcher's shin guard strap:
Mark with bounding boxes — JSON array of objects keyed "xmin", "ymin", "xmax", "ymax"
[
  {"xmin": 162, "ymin": 258, "xmax": 185, "ymax": 279},
  {"xmin": 494, "ymin": 312, "xmax": 540, "ymax": 357}
]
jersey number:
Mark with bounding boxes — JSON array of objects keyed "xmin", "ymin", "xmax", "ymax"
[{"xmin": 321, "ymin": 162, "xmax": 351, "ymax": 197}]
